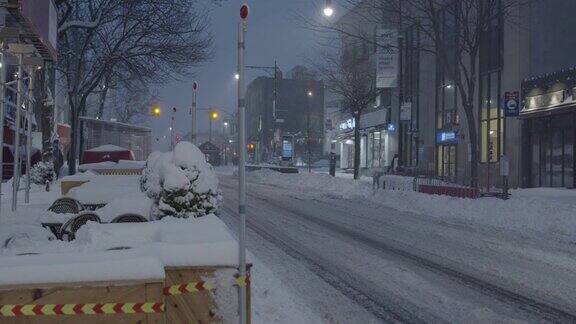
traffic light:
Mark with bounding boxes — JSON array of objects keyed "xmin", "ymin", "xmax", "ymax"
[
  {"xmin": 210, "ymin": 109, "xmax": 219, "ymax": 121},
  {"xmin": 151, "ymin": 105, "xmax": 161, "ymax": 117}
]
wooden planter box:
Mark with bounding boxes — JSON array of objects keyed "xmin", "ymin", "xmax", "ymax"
[
  {"xmin": 165, "ymin": 266, "xmax": 251, "ymax": 324},
  {"xmin": 0, "ymin": 266, "xmax": 252, "ymax": 324},
  {"xmin": 60, "ymin": 180, "xmax": 89, "ymax": 195},
  {"xmin": 0, "ymin": 279, "xmax": 164, "ymax": 324}
]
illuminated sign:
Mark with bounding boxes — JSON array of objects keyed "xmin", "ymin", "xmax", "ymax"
[
  {"xmin": 282, "ymin": 135, "xmax": 294, "ymax": 161},
  {"xmin": 339, "ymin": 118, "xmax": 355, "ymax": 130},
  {"xmin": 524, "ymin": 90, "xmax": 565, "ymax": 112},
  {"xmin": 436, "ymin": 131, "xmax": 457, "ymax": 144}
]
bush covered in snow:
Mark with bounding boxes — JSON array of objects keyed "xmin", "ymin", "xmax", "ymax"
[
  {"xmin": 30, "ymin": 161, "xmax": 56, "ymax": 185},
  {"xmin": 141, "ymin": 142, "xmax": 221, "ymax": 219}
]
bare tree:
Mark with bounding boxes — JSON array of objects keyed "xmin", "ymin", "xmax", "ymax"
[
  {"xmin": 57, "ymin": 0, "xmax": 213, "ymax": 174},
  {"xmin": 304, "ymin": 0, "xmax": 524, "ymax": 187},
  {"xmin": 314, "ymin": 50, "xmax": 381, "ymax": 179},
  {"xmin": 110, "ymin": 83, "xmax": 158, "ymax": 124}
]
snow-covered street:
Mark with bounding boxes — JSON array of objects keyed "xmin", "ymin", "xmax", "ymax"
[{"xmin": 218, "ymin": 170, "xmax": 576, "ymax": 323}]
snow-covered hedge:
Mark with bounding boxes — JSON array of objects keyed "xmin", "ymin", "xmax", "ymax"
[
  {"xmin": 30, "ymin": 161, "xmax": 56, "ymax": 185},
  {"xmin": 141, "ymin": 142, "xmax": 221, "ymax": 219}
]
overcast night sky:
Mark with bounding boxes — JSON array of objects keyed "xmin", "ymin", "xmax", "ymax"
[{"xmin": 149, "ymin": 0, "xmax": 334, "ymax": 151}]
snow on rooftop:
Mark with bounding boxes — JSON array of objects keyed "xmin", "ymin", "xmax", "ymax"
[
  {"xmin": 78, "ymin": 160, "xmax": 145, "ymax": 171},
  {"xmin": 85, "ymin": 144, "xmax": 130, "ymax": 152}
]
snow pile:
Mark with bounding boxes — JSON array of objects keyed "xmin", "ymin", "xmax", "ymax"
[
  {"xmin": 142, "ymin": 142, "xmax": 222, "ymax": 219},
  {"xmin": 0, "ymin": 215, "xmax": 240, "ymax": 285},
  {"xmin": 68, "ymin": 175, "xmax": 144, "ymax": 204},
  {"xmin": 78, "ymin": 160, "xmax": 145, "ymax": 171},
  {"xmin": 29, "ymin": 161, "xmax": 56, "ymax": 185},
  {"xmin": 250, "ymin": 170, "xmax": 576, "ymax": 241},
  {"xmin": 94, "ymin": 197, "xmax": 154, "ymax": 222}
]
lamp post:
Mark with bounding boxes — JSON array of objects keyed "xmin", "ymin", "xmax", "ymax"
[
  {"xmin": 307, "ymin": 91, "xmax": 313, "ymax": 173},
  {"xmin": 209, "ymin": 109, "xmax": 219, "ymax": 143}
]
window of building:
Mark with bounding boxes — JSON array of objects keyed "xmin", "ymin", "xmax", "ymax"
[
  {"xmin": 401, "ymin": 25, "xmax": 420, "ymax": 167},
  {"xmin": 479, "ymin": 1, "xmax": 504, "ymax": 163},
  {"xmin": 437, "ymin": 145, "xmax": 457, "ymax": 179}
]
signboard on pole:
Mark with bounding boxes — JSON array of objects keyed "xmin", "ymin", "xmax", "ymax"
[
  {"xmin": 281, "ymin": 135, "xmax": 294, "ymax": 161},
  {"xmin": 400, "ymin": 102, "xmax": 412, "ymax": 121},
  {"xmin": 504, "ymin": 91, "xmax": 520, "ymax": 117},
  {"xmin": 376, "ymin": 29, "xmax": 398, "ymax": 88}
]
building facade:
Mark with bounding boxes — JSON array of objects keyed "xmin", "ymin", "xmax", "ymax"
[
  {"xmin": 245, "ymin": 66, "xmax": 324, "ymax": 163},
  {"xmin": 330, "ymin": 0, "xmax": 576, "ymax": 189}
]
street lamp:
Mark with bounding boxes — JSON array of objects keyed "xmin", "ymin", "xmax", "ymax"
[
  {"xmin": 306, "ymin": 90, "xmax": 313, "ymax": 173},
  {"xmin": 323, "ymin": 0, "xmax": 334, "ymax": 17},
  {"xmin": 151, "ymin": 105, "xmax": 161, "ymax": 117},
  {"xmin": 209, "ymin": 108, "xmax": 220, "ymax": 143},
  {"xmin": 234, "ymin": 73, "xmax": 240, "ymax": 80}
]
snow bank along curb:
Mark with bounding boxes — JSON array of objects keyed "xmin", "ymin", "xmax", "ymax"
[{"xmin": 250, "ymin": 170, "xmax": 576, "ymax": 241}]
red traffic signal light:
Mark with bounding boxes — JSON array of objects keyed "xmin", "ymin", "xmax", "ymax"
[{"xmin": 240, "ymin": 4, "xmax": 249, "ymax": 19}]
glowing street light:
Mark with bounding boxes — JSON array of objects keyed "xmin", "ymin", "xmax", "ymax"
[
  {"xmin": 323, "ymin": 0, "xmax": 334, "ymax": 17},
  {"xmin": 151, "ymin": 105, "xmax": 161, "ymax": 117},
  {"xmin": 234, "ymin": 73, "xmax": 240, "ymax": 80},
  {"xmin": 210, "ymin": 110, "xmax": 219, "ymax": 120},
  {"xmin": 307, "ymin": 91, "xmax": 313, "ymax": 97},
  {"xmin": 224, "ymin": 121, "xmax": 229, "ymax": 127}
]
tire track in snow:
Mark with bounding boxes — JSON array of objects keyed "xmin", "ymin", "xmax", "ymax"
[
  {"xmin": 220, "ymin": 202, "xmax": 431, "ymax": 324},
  {"xmin": 228, "ymin": 182, "xmax": 576, "ymax": 324}
]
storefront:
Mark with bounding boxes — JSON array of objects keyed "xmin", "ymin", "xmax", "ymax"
[
  {"xmin": 521, "ymin": 69, "xmax": 576, "ymax": 188},
  {"xmin": 333, "ymin": 108, "xmax": 393, "ymax": 171}
]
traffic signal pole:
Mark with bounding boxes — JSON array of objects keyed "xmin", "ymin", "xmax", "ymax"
[
  {"xmin": 192, "ymin": 82, "xmax": 198, "ymax": 145},
  {"xmin": 237, "ymin": 4, "xmax": 248, "ymax": 324}
]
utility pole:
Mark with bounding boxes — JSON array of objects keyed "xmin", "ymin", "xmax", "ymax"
[
  {"xmin": 191, "ymin": 82, "xmax": 198, "ymax": 145},
  {"xmin": 209, "ymin": 115, "xmax": 213, "ymax": 143},
  {"xmin": 25, "ymin": 67, "xmax": 34, "ymax": 204},
  {"xmin": 0, "ymin": 51, "xmax": 5, "ymax": 215},
  {"xmin": 237, "ymin": 4, "xmax": 249, "ymax": 324},
  {"xmin": 307, "ymin": 91, "xmax": 313, "ymax": 173},
  {"xmin": 170, "ymin": 107, "xmax": 176, "ymax": 150},
  {"xmin": 11, "ymin": 53, "xmax": 23, "ymax": 211}
]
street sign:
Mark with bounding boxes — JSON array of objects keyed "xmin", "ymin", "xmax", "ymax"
[{"xmin": 504, "ymin": 91, "xmax": 520, "ymax": 117}]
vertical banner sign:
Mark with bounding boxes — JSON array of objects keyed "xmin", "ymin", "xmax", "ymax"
[
  {"xmin": 504, "ymin": 91, "xmax": 520, "ymax": 117},
  {"xmin": 376, "ymin": 29, "xmax": 399, "ymax": 88},
  {"xmin": 400, "ymin": 102, "xmax": 412, "ymax": 121}
]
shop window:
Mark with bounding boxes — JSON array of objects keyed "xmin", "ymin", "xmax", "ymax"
[
  {"xmin": 480, "ymin": 71, "xmax": 503, "ymax": 163},
  {"xmin": 437, "ymin": 145, "xmax": 457, "ymax": 178}
]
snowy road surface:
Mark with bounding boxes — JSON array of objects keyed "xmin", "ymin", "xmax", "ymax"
[{"xmin": 218, "ymin": 173, "xmax": 576, "ymax": 323}]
